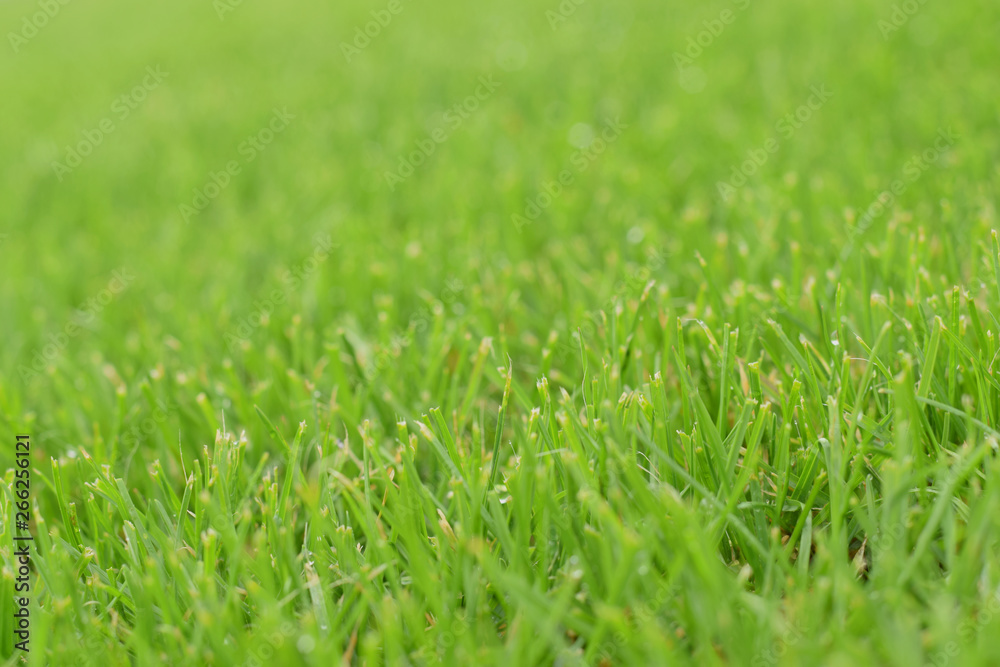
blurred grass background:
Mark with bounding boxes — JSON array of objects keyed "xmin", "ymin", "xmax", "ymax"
[
  {"xmin": 4, "ymin": 0, "xmax": 999, "ymax": 513},
  {"xmin": 2, "ymin": 0, "xmax": 994, "ymax": 406}
]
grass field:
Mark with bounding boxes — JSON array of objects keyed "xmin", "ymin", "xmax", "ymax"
[{"xmin": 3, "ymin": 0, "xmax": 1000, "ymax": 664}]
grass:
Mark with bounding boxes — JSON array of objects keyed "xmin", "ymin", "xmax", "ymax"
[{"xmin": 3, "ymin": 0, "xmax": 1000, "ymax": 664}]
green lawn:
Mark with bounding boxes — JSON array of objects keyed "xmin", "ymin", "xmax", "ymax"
[{"xmin": 3, "ymin": 0, "xmax": 1000, "ymax": 664}]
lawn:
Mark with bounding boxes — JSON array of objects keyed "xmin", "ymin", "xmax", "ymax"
[{"xmin": 3, "ymin": 0, "xmax": 1000, "ymax": 664}]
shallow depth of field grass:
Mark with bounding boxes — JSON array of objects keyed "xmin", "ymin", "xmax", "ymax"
[{"xmin": 3, "ymin": 0, "xmax": 1000, "ymax": 665}]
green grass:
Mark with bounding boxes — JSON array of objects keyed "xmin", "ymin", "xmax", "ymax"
[{"xmin": 3, "ymin": 0, "xmax": 1000, "ymax": 664}]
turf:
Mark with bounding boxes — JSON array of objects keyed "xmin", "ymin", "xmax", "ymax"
[{"xmin": 3, "ymin": 0, "xmax": 1000, "ymax": 665}]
